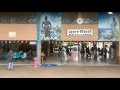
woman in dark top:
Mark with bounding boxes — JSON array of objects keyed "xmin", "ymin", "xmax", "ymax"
[{"xmin": 7, "ymin": 50, "xmax": 14, "ymax": 71}]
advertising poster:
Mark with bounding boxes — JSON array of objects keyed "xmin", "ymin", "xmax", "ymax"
[
  {"xmin": 40, "ymin": 12, "xmax": 61, "ymax": 40},
  {"xmin": 98, "ymin": 12, "xmax": 119, "ymax": 41}
]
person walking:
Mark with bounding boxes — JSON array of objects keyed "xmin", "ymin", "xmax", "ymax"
[
  {"xmin": 91, "ymin": 47, "xmax": 94, "ymax": 60},
  {"xmin": 103, "ymin": 47, "xmax": 107, "ymax": 60},
  {"xmin": 86, "ymin": 47, "xmax": 90, "ymax": 59},
  {"xmin": 66, "ymin": 47, "xmax": 70, "ymax": 61},
  {"xmin": 7, "ymin": 50, "xmax": 14, "ymax": 71}
]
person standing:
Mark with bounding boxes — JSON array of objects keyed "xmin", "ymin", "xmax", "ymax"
[
  {"xmin": 66, "ymin": 47, "xmax": 70, "ymax": 61},
  {"xmin": 66, "ymin": 47, "xmax": 70, "ymax": 55},
  {"xmin": 99, "ymin": 48, "xmax": 102, "ymax": 58},
  {"xmin": 103, "ymin": 47, "xmax": 107, "ymax": 60},
  {"xmin": 93, "ymin": 47, "xmax": 97, "ymax": 60},
  {"xmin": 97, "ymin": 47, "xmax": 100, "ymax": 55},
  {"xmin": 61, "ymin": 47, "xmax": 65, "ymax": 63},
  {"xmin": 33, "ymin": 55, "xmax": 38, "ymax": 68},
  {"xmin": 90, "ymin": 47, "xmax": 93, "ymax": 60},
  {"xmin": 7, "ymin": 50, "xmax": 14, "ymax": 71},
  {"xmin": 41, "ymin": 51, "xmax": 45, "ymax": 64},
  {"xmin": 86, "ymin": 46, "xmax": 90, "ymax": 58}
]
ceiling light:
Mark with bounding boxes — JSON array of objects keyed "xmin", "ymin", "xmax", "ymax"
[{"xmin": 108, "ymin": 12, "xmax": 113, "ymax": 14}]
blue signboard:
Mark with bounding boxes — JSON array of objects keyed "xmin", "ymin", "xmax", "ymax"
[{"xmin": 36, "ymin": 12, "xmax": 61, "ymax": 65}]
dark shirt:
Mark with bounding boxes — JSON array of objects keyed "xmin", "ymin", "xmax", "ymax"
[
  {"xmin": 86, "ymin": 47, "xmax": 90, "ymax": 54},
  {"xmin": 66, "ymin": 48, "xmax": 70, "ymax": 55},
  {"xmin": 98, "ymin": 48, "xmax": 100, "ymax": 52},
  {"xmin": 103, "ymin": 48, "xmax": 107, "ymax": 55},
  {"xmin": 7, "ymin": 53, "xmax": 13, "ymax": 62}
]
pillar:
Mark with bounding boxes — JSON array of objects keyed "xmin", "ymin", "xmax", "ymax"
[
  {"xmin": 50, "ymin": 40, "xmax": 53, "ymax": 56},
  {"xmin": 118, "ymin": 41, "xmax": 120, "ymax": 64},
  {"xmin": 103, "ymin": 42, "xmax": 105, "ymax": 48},
  {"xmin": 116, "ymin": 42, "xmax": 119, "ymax": 64},
  {"xmin": 118, "ymin": 14, "xmax": 120, "ymax": 64},
  {"xmin": 78, "ymin": 41, "xmax": 80, "ymax": 61},
  {"xmin": 93, "ymin": 41, "xmax": 97, "ymax": 49},
  {"xmin": 78, "ymin": 12, "xmax": 82, "ymax": 18},
  {"xmin": 47, "ymin": 41, "xmax": 50, "ymax": 57},
  {"xmin": 36, "ymin": 12, "xmax": 41, "ymax": 65}
]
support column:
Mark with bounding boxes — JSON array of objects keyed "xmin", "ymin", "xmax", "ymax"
[
  {"xmin": 50, "ymin": 40, "xmax": 53, "ymax": 56},
  {"xmin": 36, "ymin": 12, "xmax": 41, "ymax": 65},
  {"xmin": 53, "ymin": 41, "xmax": 56, "ymax": 52},
  {"xmin": 93, "ymin": 41, "xmax": 96, "ymax": 49},
  {"xmin": 116, "ymin": 42, "xmax": 119, "ymax": 64},
  {"xmin": 118, "ymin": 13, "xmax": 120, "ymax": 64},
  {"xmin": 48, "ymin": 41, "xmax": 50, "ymax": 57},
  {"xmin": 103, "ymin": 42, "xmax": 105, "ymax": 48},
  {"xmin": 78, "ymin": 41, "xmax": 80, "ymax": 61},
  {"xmin": 118, "ymin": 42, "xmax": 120, "ymax": 64}
]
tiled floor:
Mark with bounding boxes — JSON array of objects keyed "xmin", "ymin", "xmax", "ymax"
[
  {"xmin": 0, "ymin": 65, "xmax": 120, "ymax": 78},
  {"xmin": 0, "ymin": 51, "xmax": 117, "ymax": 65}
]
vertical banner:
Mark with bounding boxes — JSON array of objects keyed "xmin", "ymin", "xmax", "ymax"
[
  {"xmin": 36, "ymin": 12, "xmax": 61, "ymax": 64},
  {"xmin": 40, "ymin": 12, "xmax": 61, "ymax": 40},
  {"xmin": 98, "ymin": 12, "xmax": 119, "ymax": 41},
  {"xmin": 36, "ymin": 12, "xmax": 41, "ymax": 65}
]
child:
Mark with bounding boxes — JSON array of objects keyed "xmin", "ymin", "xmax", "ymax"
[
  {"xmin": 33, "ymin": 55, "xmax": 38, "ymax": 68},
  {"xmin": 7, "ymin": 50, "xmax": 14, "ymax": 71},
  {"xmin": 41, "ymin": 51, "xmax": 45, "ymax": 64}
]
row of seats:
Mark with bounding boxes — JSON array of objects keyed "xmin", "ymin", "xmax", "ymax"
[
  {"xmin": 13, "ymin": 53, "xmax": 24, "ymax": 59},
  {"xmin": 0, "ymin": 52, "xmax": 8, "ymax": 59},
  {"xmin": 0, "ymin": 53, "xmax": 25, "ymax": 59}
]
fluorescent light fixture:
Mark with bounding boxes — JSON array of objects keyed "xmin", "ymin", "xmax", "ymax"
[
  {"xmin": 29, "ymin": 41, "xmax": 36, "ymax": 45},
  {"xmin": 62, "ymin": 42, "xmax": 67, "ymax": 46},
  {"xmin": 108, "ymin": 12, "xmax": 113, "ymax": 14},
  {"xmin": 9, "ymin": 32, "xmax": 16, "ymax": 37}
]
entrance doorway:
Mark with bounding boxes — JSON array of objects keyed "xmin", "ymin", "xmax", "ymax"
[
  {"xmin": 46, "ymin": 41, "xmax": 119, "ymax": 65},
  {"xmin": 41, "ymin": 40, "xmax": 61, "ymax": 64}
]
